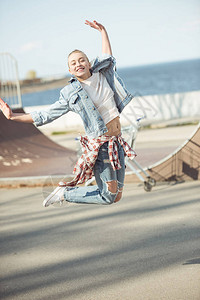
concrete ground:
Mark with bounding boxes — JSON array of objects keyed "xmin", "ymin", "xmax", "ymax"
[{"xmin": 0, "ymin": 180, "xmax": 200, "ymax": 300}]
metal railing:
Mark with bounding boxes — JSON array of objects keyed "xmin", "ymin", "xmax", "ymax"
[{"xmin": 0, "ymin": 52, "xmax": 22, "ymax": 109}]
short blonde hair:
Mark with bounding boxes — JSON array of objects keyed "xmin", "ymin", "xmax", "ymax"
[{"xmin": 68, "ymin": 49, "xmax": 89, "ymax": 66}]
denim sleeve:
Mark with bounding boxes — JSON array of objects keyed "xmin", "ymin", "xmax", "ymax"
[
  {"xmin": 30, "ymin": 92, "xmax": 69, "ymax": 126},
  {"xmin": 91, "ymin": 54, "xmax": 116, "ymax": 72}
]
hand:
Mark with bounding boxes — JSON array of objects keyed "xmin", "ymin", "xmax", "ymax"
[
  {"xmin": 85, "ymin": 20, "xmax": 105, "ymax": 32},
  {"xmin": 0, "ymin": 98, "xmax": 13, "ymax": 119},
  {"xmin": 85, "ymin": 19, "xmax": 112, "ymax": 55}
]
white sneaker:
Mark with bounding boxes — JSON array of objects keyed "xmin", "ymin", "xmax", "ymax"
[{"xmin": 43, "ymin": 186, "xmax": 66, "ymax": 207}]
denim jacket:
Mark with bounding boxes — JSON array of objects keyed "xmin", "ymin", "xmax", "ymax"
[{"xmin": 31, "ymin": 54, "xmax": 134, "ymax": 138}]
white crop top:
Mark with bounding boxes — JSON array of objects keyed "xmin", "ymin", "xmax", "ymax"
[{"xmin": 81, "ymin": 72, "xmax": 119, "ymax": 124}]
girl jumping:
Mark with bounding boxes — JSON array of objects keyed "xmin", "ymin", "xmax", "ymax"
[{"xmin": 0, "ymin": 20, "xmax": 136, "ymax": 207}]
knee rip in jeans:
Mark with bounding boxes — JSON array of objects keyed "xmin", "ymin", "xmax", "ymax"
[
  {"xmin": 106, "ymin": 181, "xmax": 123, "ymax": 202},
  {"xmin": 106, "ymin": 180, "xmax": 118, "ymax": 194}
]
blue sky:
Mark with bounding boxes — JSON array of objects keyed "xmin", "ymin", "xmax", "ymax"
[{"xmin": 0, "ymin": 0, "xmax": 200, "ymax": 79}]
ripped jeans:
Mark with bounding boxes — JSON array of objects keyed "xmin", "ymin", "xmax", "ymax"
[{"xmin": 64, "ymin": 141, "xmax": 125, "ymax": 205}]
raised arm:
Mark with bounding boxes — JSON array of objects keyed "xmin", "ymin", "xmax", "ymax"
[
  {"xmin": 0, "ymin": 98, "xmax": 33, "ymax": 123},
  {"xmin": 85, "ymin": 20, "xmax": 112, "ymax": 55}
]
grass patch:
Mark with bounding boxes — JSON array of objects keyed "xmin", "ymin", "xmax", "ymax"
[
  {"xmin": 51, "ymin": 131, "xmax": 68, "ymax": 135},
  {"xmin": 51, "ymin": 129, "xmax": 83, "ymax": 135}
]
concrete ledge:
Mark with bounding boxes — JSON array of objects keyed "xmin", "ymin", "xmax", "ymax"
[
  {"xmin": 0, "ymin": 175, "xmax": 74, "ymax": 188},
  {"xmin": 24, "ymin": 90, "xmax": 200, "ymax": 135}
]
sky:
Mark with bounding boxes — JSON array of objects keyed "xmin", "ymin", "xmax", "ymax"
[{"xmin": 0, "ymin": 0, "xmax": 200, "ymax": 79}]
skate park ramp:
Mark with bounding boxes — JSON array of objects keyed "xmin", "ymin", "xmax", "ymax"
[
  {"xmin": 147, "ymin": 123, "xmax": 200, "ymax": 182},
  {"xmin": 0, "ymin": 108, "xmax": 77, "ymax": 178}
]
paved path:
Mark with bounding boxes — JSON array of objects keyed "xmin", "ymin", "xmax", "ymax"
[{"xmin": 1, "ymin": 181, "xmax": 200, "ymax": 300}]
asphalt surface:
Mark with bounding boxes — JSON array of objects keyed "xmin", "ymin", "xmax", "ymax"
[{"xmin": 0, "ymin": 180, "xmax": 200, "ymax": 300}]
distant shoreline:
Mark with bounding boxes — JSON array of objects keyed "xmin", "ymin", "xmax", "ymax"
[
  {"xmin": 20, "ymin": 77, "xmax": 70, "ymax": 95},
  {"xmin": 0, "ymin": 77, "xmax": 70, "ymax": 97}
]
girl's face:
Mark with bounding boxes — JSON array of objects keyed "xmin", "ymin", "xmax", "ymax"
[{"xmin": 68, "ymin": 52, "xmax": 91, "ymax": 81}]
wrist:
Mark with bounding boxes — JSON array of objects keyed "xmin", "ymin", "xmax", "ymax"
[{"xmin": 100, "ymin": 27, "xmax": 106, "ymax": 33}]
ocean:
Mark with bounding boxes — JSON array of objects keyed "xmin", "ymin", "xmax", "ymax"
[{"xmin": 22, "ymin": 58, "xmax": 200, "ymax": 107}]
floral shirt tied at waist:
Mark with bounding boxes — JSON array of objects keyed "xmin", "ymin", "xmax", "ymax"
[{"xmin": 60, "ymin": 134, "xmax": 137, "ymax": 187}]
